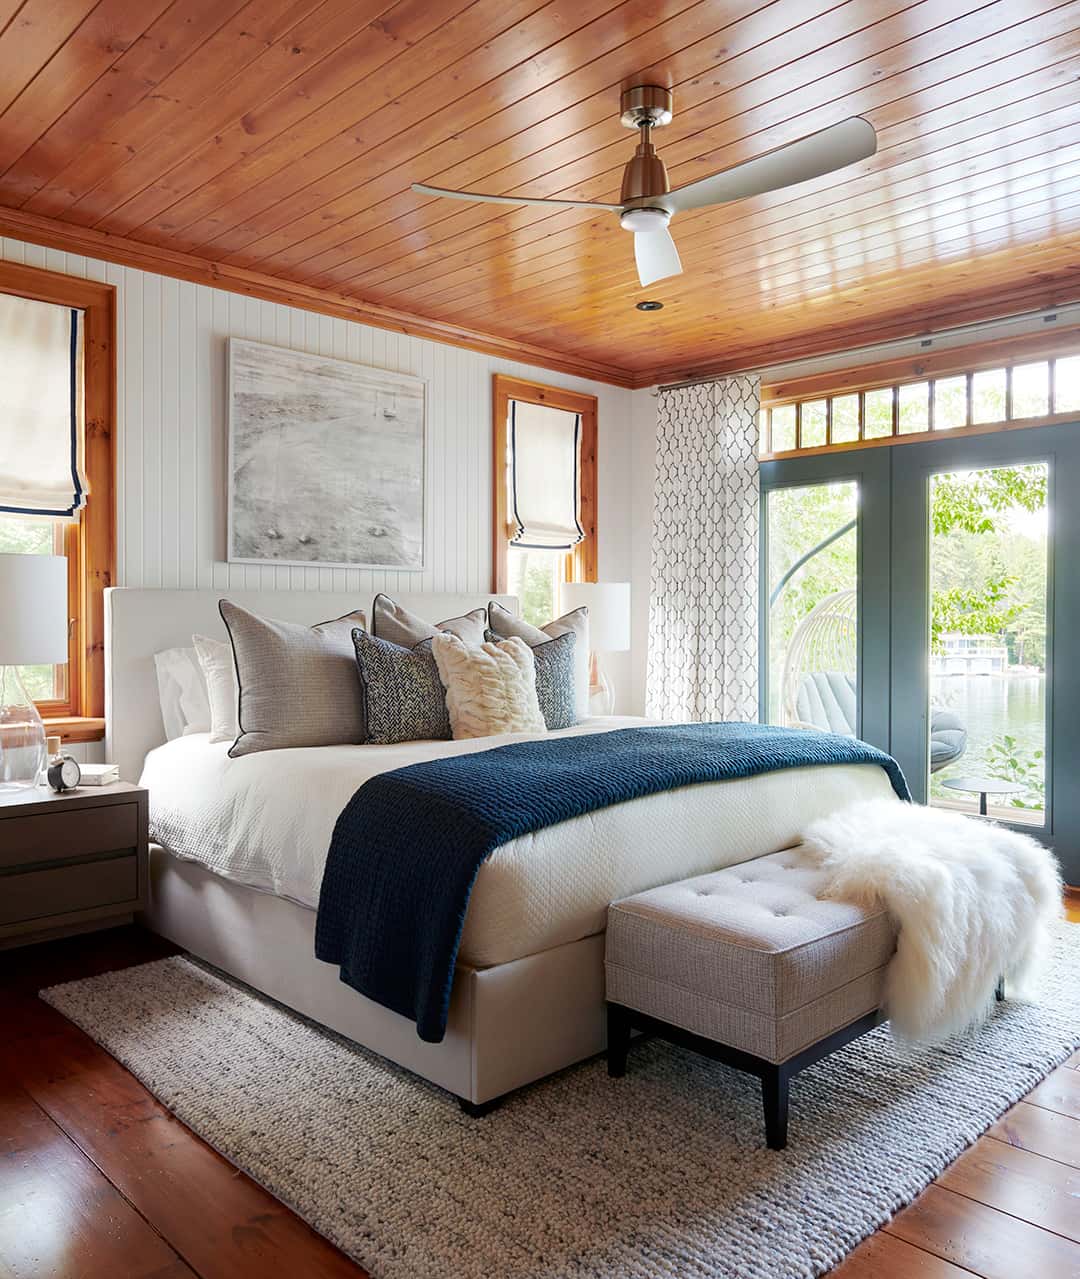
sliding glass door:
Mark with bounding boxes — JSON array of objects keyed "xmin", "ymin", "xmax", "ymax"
[{"xmin": 761, "ymin": 422, "xmax": 1080, "ymax": 884}]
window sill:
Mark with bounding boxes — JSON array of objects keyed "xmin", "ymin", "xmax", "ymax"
[{"xmin": 42, "ymin": 716, "xmax": 106, "ymax": 744}]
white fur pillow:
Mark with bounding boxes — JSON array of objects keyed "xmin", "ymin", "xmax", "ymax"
[{"xmin": 431, "ymin": 633, "xmax": 546, "ymax": 740}]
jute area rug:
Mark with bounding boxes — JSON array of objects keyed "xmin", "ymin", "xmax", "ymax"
[{"xmin": 43, "ymin": 923, "xmax": 1079, "ymax": 1279}]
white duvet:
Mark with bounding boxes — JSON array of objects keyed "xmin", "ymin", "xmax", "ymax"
[{"xmin": 141, "ymin": 717, "xmax": 897, "ymax": 968}]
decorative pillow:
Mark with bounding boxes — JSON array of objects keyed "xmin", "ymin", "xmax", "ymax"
[
  {"xmin": 371, "ymin": 593, "xmax": 487, "ymax": 648},
  {"xmin": 192, "ymin": 634, "xmax": 238, "ymax": 744},
  {"xmin": 432, "ymin": 632, "xmax": 546, "ymax": 740},
  {"xmin": 154, "ymin": 646, "xmax": 211, "ymax": 740},
  {"xmin": 351, "ymin": 629, "xmax": 451, "ymax": 745},
  {"xmin": 488, "ymin": 601, "xmax": 590, "ymax": 719},
  {"xmin": 485, "ymin": 628, "xmax": 576, "ymax": 730},
  {"xmin": 219, "ymin": 600, "xmax": 367, "ymax": 758}
]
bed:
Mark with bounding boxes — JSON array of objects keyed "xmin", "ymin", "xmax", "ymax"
[{"xmin": 107, "ymin": 587, "xmax": 897, "ymax": 1108}]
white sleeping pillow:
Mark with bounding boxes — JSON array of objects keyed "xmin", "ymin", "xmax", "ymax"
[
  {"xmin": 153, "ymin": 646, "xmax": 211, "ymax": 740},
  {"xmin": 192, "ymin": 634, "xmax": 238, "ymax": 744},
  {"xmin": 431, "ymin": 632, "xmax": 545, "ymax": 740}
]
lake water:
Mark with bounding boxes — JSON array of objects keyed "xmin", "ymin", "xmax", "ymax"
[{"xmin": 930, "ymin": 673, "xmax": 1045, "ymax": 810}]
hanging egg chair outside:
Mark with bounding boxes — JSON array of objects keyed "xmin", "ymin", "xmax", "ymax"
[{"xmin": 779, "ymin": 588, "xmax": 967, "ymax": 772}]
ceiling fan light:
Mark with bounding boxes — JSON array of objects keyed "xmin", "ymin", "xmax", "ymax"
[{"xmin": 620, "ymin": 207, "xmax": 670, "ymax": 233}]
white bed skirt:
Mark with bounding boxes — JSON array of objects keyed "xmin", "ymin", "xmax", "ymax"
[{"xmin": 145, "ymin": 848, "xmax": 608, "ymax": 1106}]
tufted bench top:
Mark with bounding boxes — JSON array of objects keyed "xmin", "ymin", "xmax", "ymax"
[{"xmin": 605, "ymin": 844, "xmax": 896, "ymax": 1063}]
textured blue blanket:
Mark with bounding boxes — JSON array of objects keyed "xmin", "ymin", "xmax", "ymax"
[{"xmin": 314, "ymin": 723, "xmax": 909, "ymax": 1043}]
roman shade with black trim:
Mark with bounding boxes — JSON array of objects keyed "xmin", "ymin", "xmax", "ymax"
[
  {"xmin": 509, "ymin": 399, "xmax": 584, "ymax": 550},
  {"xmin": 0, "ymin": 291, "xmax": 86, "ymax": 518}
]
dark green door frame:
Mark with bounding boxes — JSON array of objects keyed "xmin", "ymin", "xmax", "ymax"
[{"xmin": 760, "ymin": 424, "xmax": 1079, "ymax": 885}]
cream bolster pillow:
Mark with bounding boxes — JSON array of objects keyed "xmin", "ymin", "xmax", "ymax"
[
  {"xmin": 218, "ymin": 599, "xmax": 367, "ymax": 757},
  {"xmin": 431, "ymin": 632, "xmax": 546, "ymax": 740},
  {"xmin": 488, "ymin": 601, "xmax": 590, "ymax": 719}
]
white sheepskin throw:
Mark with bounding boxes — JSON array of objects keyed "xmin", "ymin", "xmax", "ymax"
[
  {"xmin": 431, "ymin": 632, "xmax": 546, "ymax": 740},
  {"xmin": 802, "ymin": 798, "xmax": 1063, "ymax": 1041}
]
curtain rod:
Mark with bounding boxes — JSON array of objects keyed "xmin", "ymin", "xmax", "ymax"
[{"xmin": 655, "ymin": 304, "xmax": 1073, "ymax": 394}]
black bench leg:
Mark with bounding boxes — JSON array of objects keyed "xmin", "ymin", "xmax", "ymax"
[
  {"xmin": 761, "ymin": 1066, "xmax": 790, "ymax": 1151},
  {"xmin": 607, "ymin": 1002, "xmax": 632, "ymax": 1078},
  {"xmin": 995, "ymin": 976, "xmax": 1006, "ymax": 1002}
]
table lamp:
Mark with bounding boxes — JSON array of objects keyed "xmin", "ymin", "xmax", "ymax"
[
  {"xmin": 559, "ymin": 581, "xmax": 630, "ymax": 715},
  {"xmin": 0, "ymin": 553, "xmax": 68, "ymax": 790}
]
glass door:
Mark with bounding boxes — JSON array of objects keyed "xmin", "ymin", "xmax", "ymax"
[
  {"xmin": 926, "ymin": 464, "xmax": 1048, "ymax": 826},
  {"xmin": 764, "ymin": 480, "xmax": 859, "ymax": 730},
  {"xmin": 762, "ymin": 421, "xmax": 1080, "ymax": 885},
  {"xmin": 890, "ymin": 421, "xmax": 1080, "ymax": 887},
  {"xmin": 760, "ymin": 450, "xmax": 890, "ymax": 754}
]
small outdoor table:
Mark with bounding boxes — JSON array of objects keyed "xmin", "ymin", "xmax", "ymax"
[{"xmin": 940, "ymin": 776, "xmax": 1027, "ymax": 817}]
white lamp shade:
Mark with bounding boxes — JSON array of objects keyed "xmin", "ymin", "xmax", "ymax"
[
  {"xmin": 0, "ymin": 554, "xmax": 69, "ymax": 664},
  {"xmin": 559, "ymin": 581, "xmax": 630, "ymax": 652}
]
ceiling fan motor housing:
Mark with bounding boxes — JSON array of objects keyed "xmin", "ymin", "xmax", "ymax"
[
  {"xmin": 620, "ymin": 139, "xmax": 670, "ymax": 207},
  {"xmin": 619, "ymin": 86, "xmax": 673, "ymax": 217}
]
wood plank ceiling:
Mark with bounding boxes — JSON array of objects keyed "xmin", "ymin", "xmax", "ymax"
[{"xmin": 0, "ymin": 0, "xmax": 1077, "ymax": 388}]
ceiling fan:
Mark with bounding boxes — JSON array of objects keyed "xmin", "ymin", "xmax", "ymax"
[{"xmin": 413, "ymin": 86, "xmax": 877, "ymax": 290}]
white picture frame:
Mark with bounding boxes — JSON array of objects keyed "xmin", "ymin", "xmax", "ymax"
[{"xmin": 226, "ymin": 337, "xmax": 427, "ymax": 570}]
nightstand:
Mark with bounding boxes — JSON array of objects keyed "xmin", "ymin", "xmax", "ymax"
[{"xmin": 0, "ymin": 782, "xmax": 148, "ymax": 948}]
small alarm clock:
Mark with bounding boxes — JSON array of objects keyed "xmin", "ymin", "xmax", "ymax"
[{"xmin": 47, "ymin": 754, "xmax": 81, "ymax": 792}]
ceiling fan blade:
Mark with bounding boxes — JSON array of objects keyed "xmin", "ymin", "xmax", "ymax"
[
  {"xmin": 661, "ymin": 117, "xmax": 876, "ymax": 214},
  {"xmin": 634, "ymin": 226, "xmax": 683, "ymax": 288},
  {"xmin": 412, "ymin": 182, "xmax": 620, "ymax": 212}
]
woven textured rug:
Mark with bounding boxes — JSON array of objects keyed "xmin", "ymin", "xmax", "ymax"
[{"xmin": 43, "ymin": 924, "xmax": 1079, "ymax": 1279}]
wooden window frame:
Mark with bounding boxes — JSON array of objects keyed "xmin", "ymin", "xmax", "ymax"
[
  {"xmin": 0, "ymin": 260, "xmax": 116, "ymax": 743},
  {"xmin": 491, "ymin": 374, "xmax": 597, "ymax": 595},
  {"xmin": 760, "ymin": 325, "xmax": 1080, "ymax": 461}
]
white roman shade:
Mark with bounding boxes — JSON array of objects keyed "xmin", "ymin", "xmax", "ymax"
[
  {"xmin": 509, "ymin": 399, "xmax": 584, "ymax": 549},
  {"xmin": 0, "ymin": 292, "xmax": 86, "ymax": 518}
]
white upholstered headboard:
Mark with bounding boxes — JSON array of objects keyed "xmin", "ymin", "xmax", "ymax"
[{"xmin": 105, "ymin": 588, "xmax": 519, "ymax": 782}]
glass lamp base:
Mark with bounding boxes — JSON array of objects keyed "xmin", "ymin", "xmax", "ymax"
[
  {"xmin": 0, "ymin": 665, "xmax": 47, "ymax": 791},
  {"xmin": 590, "ymin": 658, "xmax": 616, "ymax": 717}
]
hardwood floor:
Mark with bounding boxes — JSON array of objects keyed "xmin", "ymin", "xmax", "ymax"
[{"xmin": 1, "ymin": 916, "xmax": 1076, "ymax": 1279}]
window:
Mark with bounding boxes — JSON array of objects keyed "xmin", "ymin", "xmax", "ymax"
[
  {"xmin": 0, "ymin": 515, "xmax": 69, "ymax": 706},
  {"xmin": 0, "ymin": 261, "xmax": 115, "ymax": 741},
  {"xmin": 760, "ymin": 332, "xmax": 1080, "ymax": 458},
  {"xmin": 492, "ymin": 375, "xmax": 597, "ymax": 625}
]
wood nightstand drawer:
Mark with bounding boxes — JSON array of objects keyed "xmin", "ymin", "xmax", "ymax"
[
  {"xmin": 0, "ymin": 802, "xmax": 139, "ymax": 870},
  {"xmin": 0, "ymin": 855, "xmax": 138, "ymax": 927},
  {"xmin": 0, "ymin": 784, "xmax": 148, "ymax": 947}
]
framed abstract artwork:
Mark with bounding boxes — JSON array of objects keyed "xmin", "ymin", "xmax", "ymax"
[{"xmin": 227, "ymin": 338, "xmax": 427, "ymax": 570}]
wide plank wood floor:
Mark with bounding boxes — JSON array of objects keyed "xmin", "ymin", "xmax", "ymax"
[{"xmin": 1, "ymin": 908, "xmax": 1077, "ymax": 1279}]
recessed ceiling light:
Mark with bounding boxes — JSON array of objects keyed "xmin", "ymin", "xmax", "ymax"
[{"xmin": 636, "ymin": 300, "xmax": 663, "ymax": 311}]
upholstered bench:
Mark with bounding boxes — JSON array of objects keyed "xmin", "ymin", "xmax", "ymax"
[{"xmin": 604, "ymin": 846, "xmax": 896, "ymax": 1150}]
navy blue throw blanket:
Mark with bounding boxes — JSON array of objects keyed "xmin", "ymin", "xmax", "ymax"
[{"xmin": 315, "ymin": 723, "xmax": 909, "ymax": 1042}]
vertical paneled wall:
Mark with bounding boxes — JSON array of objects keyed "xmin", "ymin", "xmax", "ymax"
[{"xmin": 0, "ymin": 237, "xmax": 632, "ymax": 610}]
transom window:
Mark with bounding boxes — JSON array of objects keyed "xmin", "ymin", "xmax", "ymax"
[{"xmin": 760, "ymin": 336, "xmax": 1080, "ymax": 458}]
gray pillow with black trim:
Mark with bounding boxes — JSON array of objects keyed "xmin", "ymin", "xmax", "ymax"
[
  {"xmin": 371, "ymin": 593, "xmax": 487, "ymax": 649},
  {"xmin": 352, "ymin": 628, "xmax": 451, "ymax": 745},
  {"xmin": 219, "ymin": 599, "xmax": 367, "ymax": 758},
  {"xmin": 485, "ymin": 627, "xmax": 576, "ymax": 731}
]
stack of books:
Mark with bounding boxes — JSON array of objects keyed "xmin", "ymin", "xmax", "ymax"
[{"xmin": 79, "ymin": 762, "xmax": 120, "ymax": 787}]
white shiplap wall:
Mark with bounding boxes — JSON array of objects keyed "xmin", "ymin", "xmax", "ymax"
[{"xmin": 0, "ymin": 237, "xmax": 633, "ymax": 610}]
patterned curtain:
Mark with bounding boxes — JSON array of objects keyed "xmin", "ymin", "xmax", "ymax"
[{"xmin": 645, "ymin": 376, "xmax": 760, "ymax": 722}]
